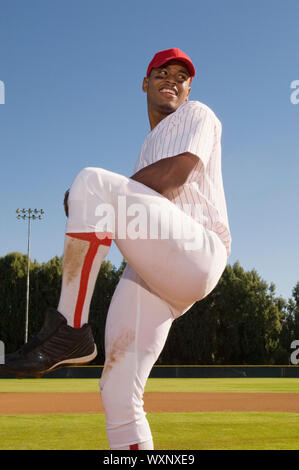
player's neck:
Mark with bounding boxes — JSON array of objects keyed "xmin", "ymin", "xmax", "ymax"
[{"xmin": 147, "ymin": 105, "xmax": 174, "ymax": 130}]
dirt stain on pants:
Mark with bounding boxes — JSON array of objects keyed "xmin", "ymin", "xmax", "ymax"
[{"xmin": 101, "ymin": 329, "xmax": 136, "ymax": 383}]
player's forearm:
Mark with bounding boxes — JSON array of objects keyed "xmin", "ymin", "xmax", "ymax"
[
  {"xmin": 130, "ymin": 153, "xmax": 198, "ymax": 196},
  {"xmin": 130, "ymin": 158, "xmax": 177, "ymax": 195}
]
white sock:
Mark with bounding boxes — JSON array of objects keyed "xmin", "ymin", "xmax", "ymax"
[{"xmin": 57, "ymin": 232, "xmax": 111, "ymax": 328}]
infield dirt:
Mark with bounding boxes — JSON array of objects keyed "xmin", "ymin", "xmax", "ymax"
[{"xmin": 1, "ymin": 392, "xmax": 299, "ymax": 414}]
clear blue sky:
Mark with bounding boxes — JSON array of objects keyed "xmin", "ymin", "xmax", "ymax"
[{"xmin": 0, "ymin": 0, "xmax": 298, "ymax": 301}]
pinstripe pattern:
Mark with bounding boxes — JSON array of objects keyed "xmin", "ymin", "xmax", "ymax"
[{"xmin": 134, "ymin": 101, "xmax": 231, "ymax": 255}]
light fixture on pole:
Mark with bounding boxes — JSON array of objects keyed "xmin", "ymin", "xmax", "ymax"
[{"xmin": 16, "ymin": 208, "xmax": 45, "ymax": 343}]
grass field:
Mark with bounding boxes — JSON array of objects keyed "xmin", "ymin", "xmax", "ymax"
[
  {"xmin": 0, "ymin": 377, "xmax": 299, "ymax": 450},
  {"xmin": 1, "ymin": 377, "xmax": 299, "ymax": 393},
  {"xmin": 1, "ymin": 412, "xmax": 299, "ymax": 450}
]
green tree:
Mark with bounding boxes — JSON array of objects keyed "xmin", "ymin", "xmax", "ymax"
[
  {"xmin": 0, "ymin": 252, "xmax": 292, "ymax": 366},
  {"xmin": 28, "ymin": 256, "xmax": 63, "ymax": 335},
  {"xmin": 160, "ymin": 262, "xmax": 284, "ymax": 365},
  {"xmin": 209, "ymin": 263, "xmax": 283, "ymax": 364},
  {"xmin": 0, "ymin": 252, "xmax": 39, "ymax": 351}
]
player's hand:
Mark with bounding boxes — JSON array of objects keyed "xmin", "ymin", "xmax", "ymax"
[{"xmin": 63, "ymin": 189, "xmax": 70, "ymax": 217}]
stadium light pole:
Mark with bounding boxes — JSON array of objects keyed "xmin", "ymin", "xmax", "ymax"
[{"xmin": 16, "ymin": 208, "xmax": 44, "ymax": 343}]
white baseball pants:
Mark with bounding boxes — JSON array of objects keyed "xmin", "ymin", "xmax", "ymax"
[{"xmin": 65, "ymin": 167, "xmax": 227, "ymax": 449}]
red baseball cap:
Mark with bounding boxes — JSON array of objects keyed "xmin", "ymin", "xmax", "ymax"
[{"xmin": 146, "ymin": 48, "xmax": 195, "ymax": 80}]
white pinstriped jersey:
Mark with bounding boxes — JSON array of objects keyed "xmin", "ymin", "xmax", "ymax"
[{"xmin": 134, "ymin": 100, "xmax": 231, "ymax": 255}]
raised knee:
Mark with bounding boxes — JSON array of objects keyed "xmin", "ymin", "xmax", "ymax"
[
  {"xmin": 76, "ymin": 166, "xmax": 99, "ymax": 182},
  {"xmin": 69, "ymin": 167, "xmax": 99, "ymax": 199}
]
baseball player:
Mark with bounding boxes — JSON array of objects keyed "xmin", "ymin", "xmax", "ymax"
[{"xmin": 2, "ymin": 48, "xmax": 231, "ymax": 450}]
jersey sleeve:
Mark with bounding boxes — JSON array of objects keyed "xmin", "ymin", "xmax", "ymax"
[{"xmin": 164, "ymin": 102, "xmax": 219, "ymax": 169}]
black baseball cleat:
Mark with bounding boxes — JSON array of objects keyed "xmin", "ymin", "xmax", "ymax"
[{"xmin": 0, "ymin": 308, "xmax": 97, "ymax": 378}]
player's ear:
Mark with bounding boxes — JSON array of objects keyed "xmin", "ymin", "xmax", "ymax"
[
  {"xmin": 185, "ymin": 85, "xmax": 191, "ymax": 102},
  {"xmin": 142, "ymin": 77, "xmax": 149, "ymax": 93}
]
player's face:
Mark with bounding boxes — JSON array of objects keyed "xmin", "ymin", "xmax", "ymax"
[{"xmin": 143, "ymin": 61, "xmax": 191, "ymax": 118}]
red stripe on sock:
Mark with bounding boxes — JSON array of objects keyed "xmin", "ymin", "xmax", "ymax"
[
  {"xmin": 130, "ymin": 444, "xmax": 139, "ymax": 450},
  {"xmin": 66, "ymin": 232, "xmax": 112, "ymax": 328},
  {"xmin": 67, "ymin": 232, "xmax": 112, "ymax": 246}
]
